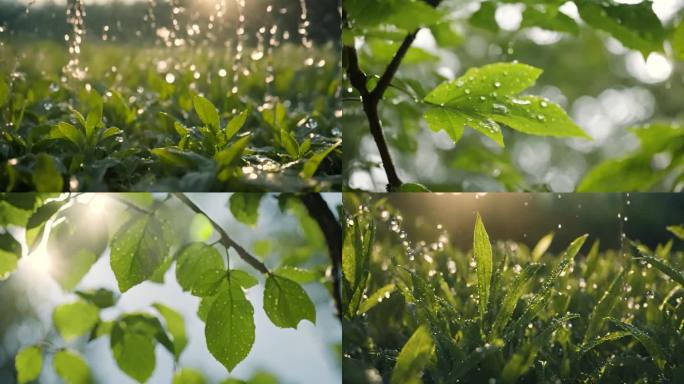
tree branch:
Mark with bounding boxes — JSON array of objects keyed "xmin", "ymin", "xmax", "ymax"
[
  {"xmin": 298, "ymin": 193, "xmax": 342, "ymax": 320},
  {"xmin": 344, "ymin": 0, "xmax": 443, "ymax": 191},
  {"xmin": 344, "ymin": 44, "xmax": 403, "ymax": 190},
  {"xmin": 173, "ymin": 193, "xmax": 269, "ymax": 275}
]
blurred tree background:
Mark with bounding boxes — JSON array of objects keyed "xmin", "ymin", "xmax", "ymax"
[{"xmin": 343, "ymin": 0, "xmax": 684, "ymax": 192}]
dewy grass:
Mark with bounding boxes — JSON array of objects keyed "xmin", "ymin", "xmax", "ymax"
[{"xmin": 342, "ymin": 198, "xmax": 684, "ymax": 383}]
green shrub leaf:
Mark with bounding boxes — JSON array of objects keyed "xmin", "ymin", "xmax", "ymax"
[
  {"xmin": 15, "ymin": 345, "xmax": 42, "ymax": 384},
  {"xmin": 193, "ymin": 95, "xmax": 220, "ymax": 133},
  {"xmin": 53, "ymin": 300, "xmax": 100, "ymax": 341},
  {"xmin": 229, "ymin": 193, "xmax": 264, "ymax": 226},
  {"xmin": 53, "ymin": 349, "xmax": 92, "ymax": 384}
]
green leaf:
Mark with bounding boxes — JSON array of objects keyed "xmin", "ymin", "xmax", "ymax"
[
  {"xmin": 229, "ymin": 193, "xmax": 264, "ymax": 226},
  {"xmin": 674, "ymin": 20, "xmax": 684, "ymax": 61},
  {"xmin": 205, "ymin": 282, "xmax": 255, "ymax": 372},
  {"xmin": 75, "ymin": 288, "xmax": 117, "ymax": 308},
  {"xmin": 32, "ymin": 154, "xmax": 63, "ymax": 192},
  {"xmin": 15, "ymin": 345, "xmax": 42, "ymax": 384},
  {"xmin": 215, "ymin": 134, "xmax": 251, "ymax": 169},
  {"xmin": 48, "ymin": 203, "xmax": 108, "ymax": 291},
  {"xmin": 0, "ymin": 233, "xmax": 21, "ymax": 281},
  {"xmin": 194, "ymin": 95, "xmax": 220, "ymax": 133},
  {"xmin": 0, "ymin": 77, "xmax": 8, "ymax": 107},
  {"xmin": 280, "ymin": 129, "xmax": 300, "ymax": 158},
  {"xmin": 153, "ymin": 303, "xmax": 188, "ymax": 360},
  {"xmin": 492, "ymin": 96, "xmax": 590, "ymax": 139},
  {"xmin": 300, "ymin": 141, "xmax": 341, "ymax": 178},
  {"xmin": 110, "ymin": 214, "xmax": 171, "ymax": 292},
  {"xmin": 578, "ymin": 155, "xmax": 665, "ymax": 192},
  {"xmin": 390, "ymin": 325, "xmax": 434, "ymax": 384},
  {"xmin": 345, "ymin": 0, "xmax": 442, "ymax": 31},
  {"xmin": 666, "ymin": 225, "xmax": 684, "ymax": 240},
  {"xmin": 398, "ymin": 182, "xmax": 431, "ymax": 192},
  {"xmin": 111, "ymin": 321, "xmax": 156, "ymax": 383},
  {"xmin": 583, "ymin": 268, "xmax": 626, "ymax": 344},
  {"xmin": 263, "ymin": 274, "xmax": 316, "ymax": 329},
  {"xmin": 175, "ymin": 242, "xmax": 225, "ymax": 293},
  {"xmin": 473, "ymin": 213, "xmax": 493, "ymax": 329},
  {"xmin": 577, "ymin": 1, "xmax": 665, "ymax": 57},
  {"xmin": 53, "ymin": 349, "xmax": 92, "ymax": 384},
  {"xmin": 51, "ymin": 122, "xmax": 85, "ymax": 148},
  {"xmin": 512, "ymin": 234, "xmax": 588, "ymax": 334},
  {"xmin": 173, "ymin": 368, "xmax": 206, "ymax": 384},
  {"xmin": 425, "ymin": 63, "xmax": 542, "ymax": 105},
  {"xmin": 226, "ymin": 108, "xmax": 251, "ymax": 141},
  {"xmin": 636, "ymin": 254, "xmax": 684, "ymax": 289},
  {"xmin": 53, "ymin": 300, "xmax": 100, "ymax": 341},
  {"xmin": 608, "ymin": 319, "xmax": 667, "ymax": 370},
  {"xmin": 469, "ymin": 1, "xmax": 499, "ymax": 33},
  {"xmin": 273, "ymin": 266, "xmax": 318, "ymax": 284},
  {"xmin": 85, "ymin": 94, "xmax": 103, "ymax": 139},
  {"xmin": 192, "ymin": 269, "xmax": 227, "ymax": 296},
  {"xmin": 229, "ymin": 269, "xmax": 259, "ymax": 289},
  {"xmin": 25, "ymin": 199, "xmax": 66, "ymax": 253},
  {"xmin": 491, "ymin": 263, "xmax": 541, "ymax": 338},
  {"xmin": 521, "ymin": 5, "xmax": 579, "ymax": 35},
  {"xmin": 358, "ymin": 283, "xmax": 396, "ymax": 314}
]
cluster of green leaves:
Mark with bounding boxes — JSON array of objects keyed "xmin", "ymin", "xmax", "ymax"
[
  {"xmin": 342, "ymin": 197, "xmax": 684, "ymax": 383},
  {"xmin": 343, "ymin": 0, "xmax": 684, "ymax": 192},
  {"xmin": 1, "ymin": 192, "xmax": 329, "ymax": 383},
  {"xmin": 0, "ymin": 43, "xmax": 341, "ymax": 192}
]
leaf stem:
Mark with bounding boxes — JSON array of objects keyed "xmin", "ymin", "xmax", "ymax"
[{"xmin": 172, "ymin": 193, "xmax": 269, "ymax": 275}]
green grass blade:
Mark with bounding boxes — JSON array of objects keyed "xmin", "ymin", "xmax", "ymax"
[
  {"xmin": 583, "ymin": 267, "xmax": 627, "ymax": 344},
  {"xmin": 511, "ymin": 234, "xmax": 588, "ymax": 337},
  {"xmin": 637, "ymin": 255, "xmax": 684, "ymax": 289},
  {"xmin": 358, "ymin": 283, "xmax": 396, "ymax": 314},
  {"xmin": 473, "ymin": 213, "xmax": 493, "ymax": 331},
  {"xmin": 390, "ymin": 325, "xmax": 435, "ymax": 384},
  {"xmin": 502, "ymin": 314, "xmax": 578, "ymax": 383},
  {"xmin": 607, "ymin": 318, "xmax": 667, "ymax": 371},
  {"xmin": 580, "ymin": 331, "xmax": 629, "ymax": 354},
  {"xmin": 491, "ymin": 263, "xmax": 541, "ymax": 338},
  {"xmin": 531, "ymin": 232, "xmax": 554, "ymax": 261}
]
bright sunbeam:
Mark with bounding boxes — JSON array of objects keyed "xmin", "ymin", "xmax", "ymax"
[{"xmin": 22, "ymin": 242, "xmax": 53, "ymax": 276}]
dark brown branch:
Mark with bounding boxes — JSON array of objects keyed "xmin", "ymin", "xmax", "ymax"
[
  {"xmin": 344, "ymin": 44, "xmax": 403, "ymax": 190},
  {"xmin": 298, "ymin": 193, "xmax": 342, "ymax": 320},
  {"xmin": 344, "ymin": 0, "xmax": 443, "ymax": 191},
  {"xmin": 173, "ymin": 193, "xmax": 269, "ymax": 274}
]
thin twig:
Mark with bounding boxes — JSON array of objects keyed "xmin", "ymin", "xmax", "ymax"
[
  {"xmin": 172, "ymin": 193, "xmax": 269, "ymax": 274},
  {"xmin": 298, "ymin": 194, "xmax": 343, "ymax": 320}
]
